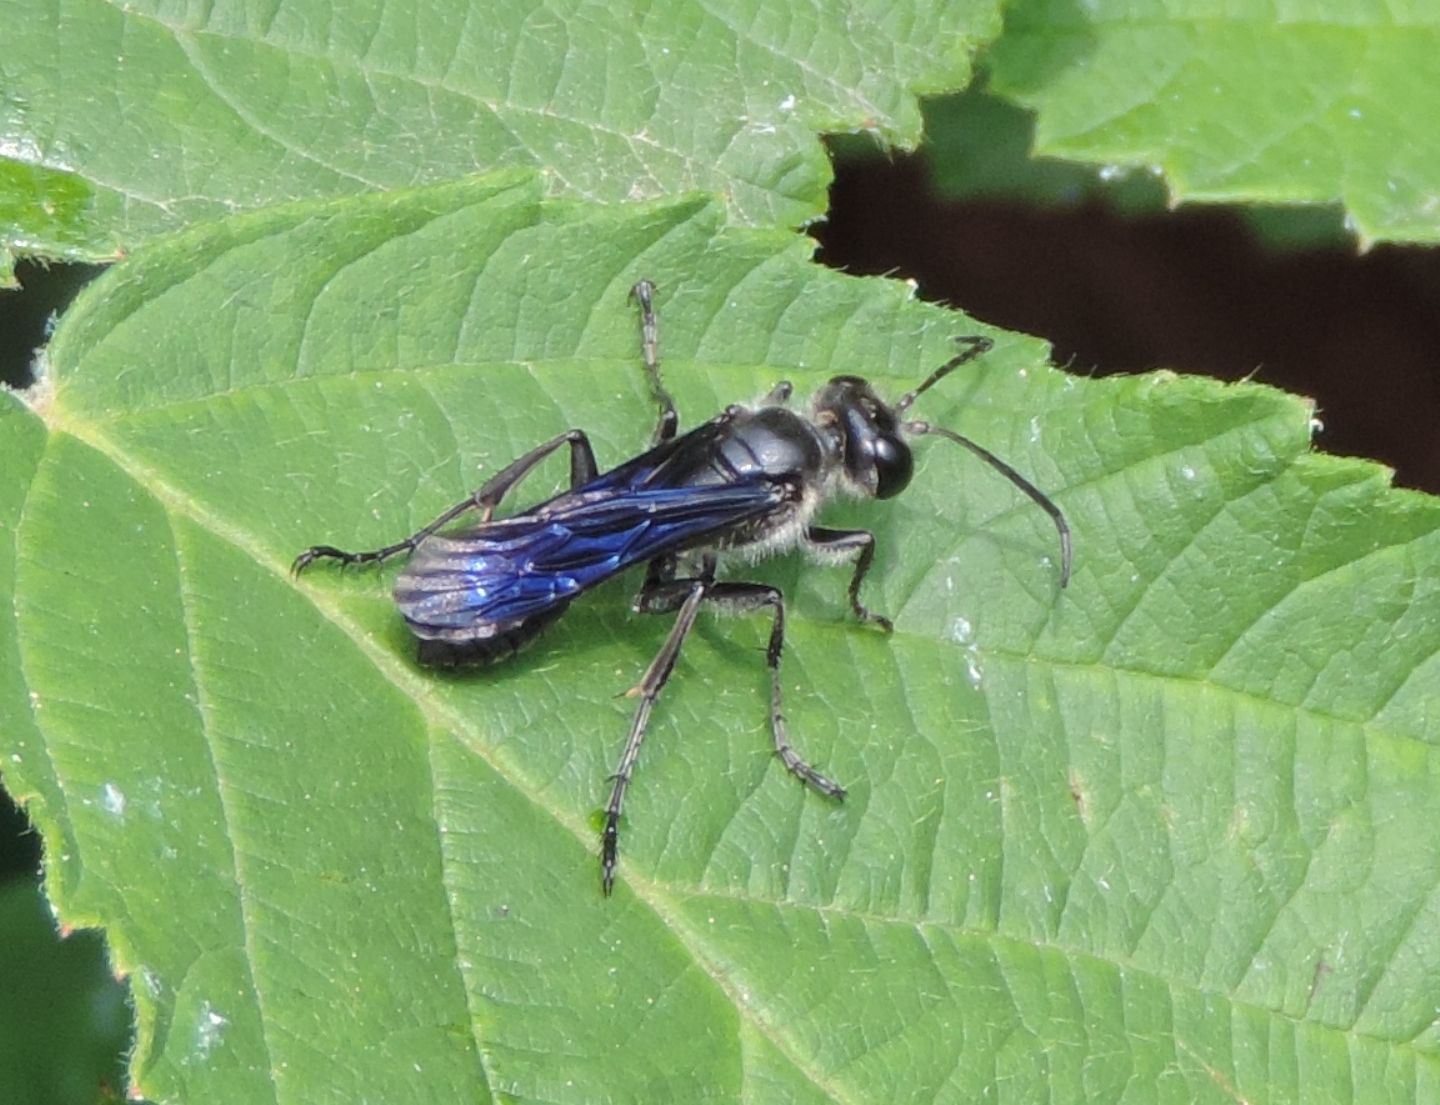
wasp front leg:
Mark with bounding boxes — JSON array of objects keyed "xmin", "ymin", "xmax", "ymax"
[{"xmin": 805, "ymin": 526, "xmax": 892, "ymax": 632}]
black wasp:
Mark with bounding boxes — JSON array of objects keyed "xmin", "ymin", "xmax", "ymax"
[{"xmin": 295, "ymin": 281, "xmax": 1071, "ymax": 895}]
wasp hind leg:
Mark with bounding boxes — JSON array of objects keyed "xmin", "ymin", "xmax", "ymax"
[
  {"xmin": 601, "ymin": 558, "xmax": 715, "ymax": 895},
  {"xmin": 602, "ymin": 561, "xmax": 845, "ymax": 896},
  {"xmin": 292, "ymin": 429, "xmax": 601, "ymax": 575}
]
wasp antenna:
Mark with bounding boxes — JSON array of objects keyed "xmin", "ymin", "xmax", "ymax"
[
  {"xmin": 894, "ymin": 335, "xmax": 994, "ymax": 414},
  {"xmin": 907, "ymin": 421, "xmax": 1071, "ymax": 587}
]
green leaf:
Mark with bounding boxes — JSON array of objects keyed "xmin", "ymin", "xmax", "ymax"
[
  {"xmin": 0, "ymin": 879, "xmax": 130, "ymax": 1105},
  {"xmin": 0, "ymin": 0, "xmax": 996, "ymax": 259},
  {"xmin": 3, "ymin": 176, "xmax": 1440, "ymax": 1102},
  {"xmin": 985, "ymin": 0, "xmax": 1440, "ymax": 246},
  {"xmin": 0, "ymin": 157, "xmax": 108, "ymax": 266}
]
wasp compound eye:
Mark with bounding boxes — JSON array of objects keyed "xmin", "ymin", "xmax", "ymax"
[{"xmin": 870, "ymin": 434, "xmax": 914, "ymax": 499}]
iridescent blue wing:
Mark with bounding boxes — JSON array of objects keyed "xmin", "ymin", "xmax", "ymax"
[{"xmin": 393, "ymin": 479, "xmax": 785, "ymax": 639}]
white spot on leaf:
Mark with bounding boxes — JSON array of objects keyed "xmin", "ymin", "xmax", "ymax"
[
  {"xmin": 102, "ymin": 784, "xmax": 126, "ymax": 817},
  {"xmin": 194, "ymin": 1003, "xmax": 227, "ymax": 1058}
]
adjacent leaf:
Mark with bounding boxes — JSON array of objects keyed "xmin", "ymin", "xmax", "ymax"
[
  {"xmin": 912, "ymin": 84, "xmax": 1355, "ymax": 253},
  {"xmin": 986, "ymin": 0, "xmax": 1440, "ymax": 246},
  {"xmin": 2, "ymin": 174, "xmax": 1439, "ymax": 1102},
  {"xmin": 0, "ymin": 158, "xmax": 103, "ymax": 270},
  {"xmin": 920, "ymin": 83, "xmax": 1169, "ymax": 212},
  {"xmin": 0, "ymin": 0, "xmax": 996, "ymax": 259}
]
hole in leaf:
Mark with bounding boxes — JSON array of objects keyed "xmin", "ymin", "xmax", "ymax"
[{"xmin": 0, "ymin": 259, "xmax": 108, "ymax": 390}]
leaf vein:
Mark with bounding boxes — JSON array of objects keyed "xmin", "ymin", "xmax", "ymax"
[{"xmin": 168, "ymin": 506, "xmax": 283, "ymax": 1105}]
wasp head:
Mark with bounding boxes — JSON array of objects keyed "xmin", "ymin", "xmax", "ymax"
[{"xmin": 814, "ymin": 375, "xmax": 914, "ymax": 499}]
